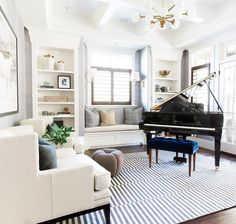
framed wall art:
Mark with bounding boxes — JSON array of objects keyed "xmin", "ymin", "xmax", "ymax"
[
  {"xmin": 58, "ymin": 75, "xmax": 71, "ymax": 89},
  {"xmin": 0, "ymin": 7, "xmax": 18, "ymax": 117}
]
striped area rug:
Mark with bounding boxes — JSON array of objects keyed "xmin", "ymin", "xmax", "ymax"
[{"xmin": 59, "ymin": 151, "xmax": 236, "ymax": 224}]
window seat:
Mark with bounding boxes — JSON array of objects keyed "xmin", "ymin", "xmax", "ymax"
[
  {"xmin": 85, "ymin": 124, "xmax": 139, "ymax": 133},
  {"xmin": 82, "ymin": 106, "xmax": 145, "ymax": 149}
]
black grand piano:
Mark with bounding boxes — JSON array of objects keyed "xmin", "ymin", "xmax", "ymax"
[{"xmin": 139, "ymin": 72, "xmax": 224, "ymax": 170}]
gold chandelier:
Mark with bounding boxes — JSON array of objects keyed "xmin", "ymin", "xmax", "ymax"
[{"xmin": 136, "ymin": 0, "xmax": 189, "ymax": 30}]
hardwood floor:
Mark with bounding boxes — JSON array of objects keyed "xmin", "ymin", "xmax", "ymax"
[{"xmin": 86, "ymin": 145, "xmax": 236, "ymax": 224}]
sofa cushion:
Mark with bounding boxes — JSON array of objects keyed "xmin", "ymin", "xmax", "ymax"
[
  {"xmin": 85, "ymin": 107, "xmax": 100, "ymax": 127},
  {"xmin": 125, "ymin": 107, "xmax": 143, "ymax": 125},
  {"xmin": 57, "ymin": 154, "xmax": 111, "ymax": 191},
  {"xmin": 85, "ymin": 124, "xmax": 139, "ymax": 133},
  {"xmin": 100, "ymin": 110, "xmax": 116, "ymax": 126},
  {"xmin": 56, "ymin": 148, "xmax": 77, "ymax": 159},
  {"xmin": 38, "ymin": 144, "xmax": 57, "ymax": 170}
]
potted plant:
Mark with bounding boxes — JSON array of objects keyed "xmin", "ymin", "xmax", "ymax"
[{"xmin": 42, "ymin": 125, "xmax": 73, "ymax": 149}]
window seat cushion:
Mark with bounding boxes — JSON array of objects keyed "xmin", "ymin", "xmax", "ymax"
[{"xmin": 85, "ymin": 124, "xmax": 139, "ymax": 133}]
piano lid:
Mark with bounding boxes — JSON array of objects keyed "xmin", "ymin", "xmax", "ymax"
[{"xmin": 152, "ymin": 72, "xmax": 223, "ymax": 113}]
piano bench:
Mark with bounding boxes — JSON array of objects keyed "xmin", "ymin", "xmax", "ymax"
[{"xmin": 147, "ymin": 137, "xmax": 199, "ymax": 176}]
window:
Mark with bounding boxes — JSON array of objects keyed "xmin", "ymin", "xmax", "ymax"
[
  {"xmin": 191, "ymin": 47, "xmax": 211, "ymax": 111},
  {"xmin": 90, "ymin": 52, "xmax": 132, "ymax": 105},
  {"xmin": 219, "ymin": 61, "xmax": 236, "ymax": 144},
  {"xmin": 191, "ymin": 64, "xmax": 210, "ymax": 111},
  {"xmin": 92, "ymin": 68, "xmax": 131, "ymax": 105},
  {"xmin": 91, "ymin": 52, "xmax": 132, "ymax": 69},
  {"xmin": 191, "ymin": 47, "xmax": 211, "ymax": 67},
  {"xmin": 225, "ymin": 44, "xmax": 236, "ymax": 58}
]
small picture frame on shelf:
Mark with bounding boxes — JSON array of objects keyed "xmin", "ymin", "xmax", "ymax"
[{"xmin": 58, "ymin": 75, "xmax": 71, "ymax": 89}]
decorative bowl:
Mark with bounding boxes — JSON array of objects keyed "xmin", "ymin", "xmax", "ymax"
[
  {"xmin": 160, "ymin": 86, "xmax": 168, "ymax": 92},
  {"xmin": 159, "ymin": 70, "xmax": 170, "ymax": 77}
]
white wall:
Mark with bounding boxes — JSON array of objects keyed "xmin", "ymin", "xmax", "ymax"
[{"xmin": 0, "ymin": 0, "xmax": 26, "ymax": 128}]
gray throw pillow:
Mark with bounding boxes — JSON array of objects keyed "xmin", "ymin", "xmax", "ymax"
[
  {"xmin": 38, "ymin": 136, "xmax": 50, "ymax": 145},
  {"xmin": 114, "ymin": 108, "xmax": 125, "ymax": 124},
  {"xmin": 125, "ymin": 107, "xmax": 143, "ymax": 125},
  {"xmin": 85, "ymin": 107, "xmax": 100, "ymax": 127},
  {"xmin": 38, "ymin": 144, "xmax": 57, "ymax": 170}
]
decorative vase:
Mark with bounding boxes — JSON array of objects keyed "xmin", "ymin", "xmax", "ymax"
[
  {"xmin": 56, "ymin": 61, "xmax": 65, "ymax": 71},
  {"xmin": 160, "ymin": 86, "xmax": 168, "ymax": 92},
  {"xmin": 57, "ymin": 143, "xmax": 62, "ymax": 149},
  {"xmin": 43, "ymin": 54, "xmax": 55, "ymax": 70},
  {"xmin": 155, "ymin": 84, "xmax": 161, "ymax": 92},
  {"xmin": 159, "ymin": 70, "xmax": 170, "ymax": 78}
]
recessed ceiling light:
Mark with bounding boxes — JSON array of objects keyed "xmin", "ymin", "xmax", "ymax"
[{"xmin": 120, "ymin": 18, "xmax": 129, "ymax": 23}]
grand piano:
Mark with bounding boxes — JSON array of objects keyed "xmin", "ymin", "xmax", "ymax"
[{"xmin": 139, "ymin": 72, "xmax": 224, "ymax": 170}]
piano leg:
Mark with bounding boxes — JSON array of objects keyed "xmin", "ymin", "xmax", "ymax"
[
  {"xmin": 215, "ymin": 137, "xmax": 221, "ymax": 171},
  {"xmin": 146, "ymin": 132, "xmax": 152, "ymax": 154}
]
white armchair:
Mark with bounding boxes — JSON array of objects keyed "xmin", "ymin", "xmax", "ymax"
[
  {"xmin": 0, "ymin": 125, "xmax": 111, "ymax": 224},
  {"xmin": 20, "ymin": 118, "xmax": 85, "ymax": 154}
]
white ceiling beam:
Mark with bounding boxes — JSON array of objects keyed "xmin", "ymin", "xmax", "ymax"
[
  {"xmin": 94, "ymin": 0, "xmax": 150, "ymax": 29},
  {"xmin": 97, "ymin": 0, "xmax": 149, "ymax": 12},
  {"xmin": 94, "ymin": 2, "xmax": 119, "ymax": 29}
]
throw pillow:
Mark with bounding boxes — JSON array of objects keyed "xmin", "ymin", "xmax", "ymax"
[
  {"xmin": 100, "ymin": 110, "xmax": 116, "ymax": 126},
  {"xmin": 38, "ymin": 144, "xmax": 57, "ymax": 170},
  {"xmin": 46, "ymin": 122, "xmax": 59, "ymax": 133},
  {"xmin": 85, "ymin": 107, "xmax": 100, "ymax": 127},
  {"xmin": 113, "ymin": 108, "xmax": 125, "ymax": 124},
  {"xmin": 125, "ymin": 107, "xmax": 143, "ymax": 125},
  {"xmin": 38, "ymin": 136, "xmax": 50, "ymax": 145},
  {"xmin": 38, "ymin": 136, "xmax": 57, "ymax": 170}
]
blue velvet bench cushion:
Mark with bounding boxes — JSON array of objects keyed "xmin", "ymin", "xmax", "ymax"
[{"xmin": 148, "ymin": 137, "xmax": 198, "ymax": 155}]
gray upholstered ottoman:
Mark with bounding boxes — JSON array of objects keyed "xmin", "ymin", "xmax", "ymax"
[{"xmin": 92, "ymin": 149, "xmax": 124, "ymax": 177}]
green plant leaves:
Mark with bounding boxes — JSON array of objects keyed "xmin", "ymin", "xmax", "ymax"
[{"xmin": 42, "ymin": 125, "xmax": 73, "ymax": 147}]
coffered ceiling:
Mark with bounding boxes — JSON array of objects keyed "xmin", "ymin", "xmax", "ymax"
[{"xmin": 14, "ymin": 0, "xmax": 236, "ymax": 48}]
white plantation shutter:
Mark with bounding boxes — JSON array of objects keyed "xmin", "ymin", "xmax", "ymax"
[
  {"xmin": 113, "ymin": 72, "xmax": 131, "ymax": 102},
  {"xmin": 93, "ymin": 71, "xmax": 112, "ymax": 102},
  {"xmin": 92, "ymin": 69, "xmax": 131, "ymax": 105},
  {"xmin": 191, "ymin": 48, "xmax": 211, "ymax": 111},
  {"xmin": 192, "ymin": 65, "xmax": 210, "ymax": 111},
  {"xmin": 91, "ymin": 51, "xmax": 132, "ymax": 105}
]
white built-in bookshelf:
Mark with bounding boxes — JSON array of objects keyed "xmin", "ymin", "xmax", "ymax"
[
  {"xmin": 32, "ymin": 45, "xmax": 79, "ymax": 133},
  {"xmin": 152, "ymin": 56, "xmax": 181, "ymax": 106}
]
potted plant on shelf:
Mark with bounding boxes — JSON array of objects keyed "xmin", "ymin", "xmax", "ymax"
[{"xmin": 43, "ymin": 125, "xmax": 73, "ymax": 149}]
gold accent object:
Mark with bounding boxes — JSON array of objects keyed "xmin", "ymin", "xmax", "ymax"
[
  {"xmin": 159, "ymin": 70, "xmax": 170, "ymax": 77},
  {"xmin": 139, "ymin": 0, "xmax": 189, "ymax": 30}
]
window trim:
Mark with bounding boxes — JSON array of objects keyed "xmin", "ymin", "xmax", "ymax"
[
  {"xmin": 191, "ymin": 63, "xmax": 211, "ymax": 111},
  {"xmin": 91, "ymin": 66, "xmax": 132, "ymax": 105}
]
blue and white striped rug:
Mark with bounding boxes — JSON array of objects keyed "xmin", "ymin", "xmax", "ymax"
[{"xmin": 59, "ymin": 151, "xmax": 236, "ymax": 224}]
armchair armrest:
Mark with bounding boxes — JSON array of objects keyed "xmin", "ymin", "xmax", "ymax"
[
  {"xmin": 73, "ymin": 136, "xmax": 86, "ymax": 154},
  {"xmin": 39, "ymin": 164, "xmax": 95, "ymax": 218},
  {"xmin": 0, "ymin": 133, "xmax": 39, "ymax": 172},
  {"xmin": 62, "ymin": 135, "xmax": 86, "ymax": 154},
  {"xmin": 62, "ymin": 136, "xmax": 74, "ymax": 148}
]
